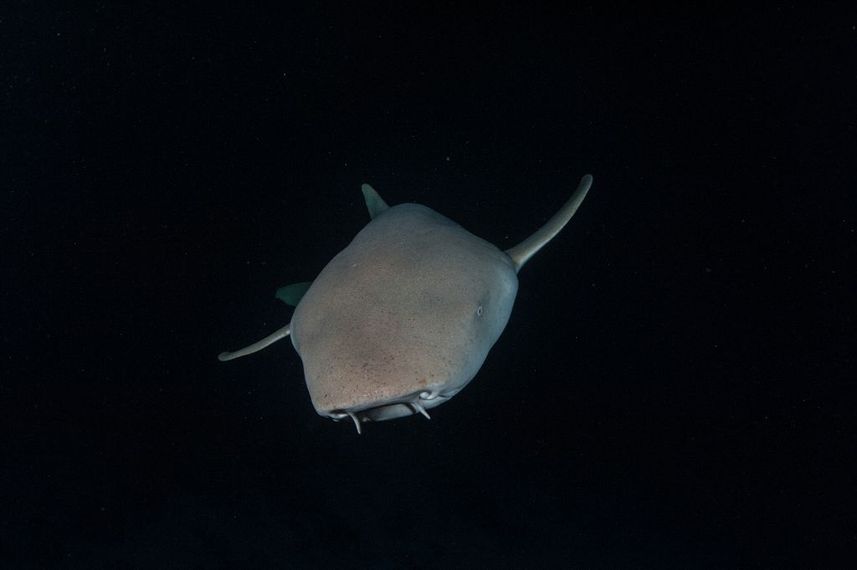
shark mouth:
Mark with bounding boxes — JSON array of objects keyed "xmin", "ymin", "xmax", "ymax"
[{"xmin": 326, "ymin": 390, "xmax": 458, "ymax": 434}]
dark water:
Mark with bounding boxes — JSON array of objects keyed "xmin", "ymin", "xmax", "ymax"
[{"xmin": 3, "ymin": 4, "xmax": 854, "ymax": 567}]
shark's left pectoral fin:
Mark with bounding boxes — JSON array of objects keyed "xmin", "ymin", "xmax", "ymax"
[{"xmin": 504, "ymin": 174, "xmax": 593, "ymax": 272}]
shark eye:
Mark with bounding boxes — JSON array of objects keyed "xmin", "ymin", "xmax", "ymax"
[{"xmin": 476, "ymin": 304, "xmax": 484, "ymax": 317}]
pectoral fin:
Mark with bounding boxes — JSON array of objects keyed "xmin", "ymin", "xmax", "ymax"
[
  {"xmin": 504, "ymin": 174, "xmax": 593, "ymax": 272},
  {"xmin": 218, "ymin": 323, "xmax": 291, "ymax": 361}
]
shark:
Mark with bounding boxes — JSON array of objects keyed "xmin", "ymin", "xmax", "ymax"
[{"xmin": 219, "ymin": 174, "xmax": 593, "ymax": 433}]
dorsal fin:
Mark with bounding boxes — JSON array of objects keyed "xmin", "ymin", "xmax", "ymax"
[
  {"xmin": 361, "ymin": 183, "xmax": 389, "ymax": 219},
  {"xmin": 275, "ymin": 282, "xmax": 312, "ymax": 306},
  {"xmin": 504, "ymin": 174, "xmax": 593, "ymax": 272}
]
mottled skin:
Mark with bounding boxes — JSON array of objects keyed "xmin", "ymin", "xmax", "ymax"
[
  {"xmin": 218, "ymin": 175, "xmax": 592, "ymax": 431},
  {"xmin": 290, "ymin": 204, "xmax": 518, "ymax": 420}
]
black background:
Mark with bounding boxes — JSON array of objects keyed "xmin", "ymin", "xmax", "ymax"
[{"xmin": 3, "ymin": 3, "xmax": 855, "ymax": 567}]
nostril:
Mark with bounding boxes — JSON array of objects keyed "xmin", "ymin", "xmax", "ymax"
[
  {"xmin": 410, "ymin": 401, "xmax": 431, "ymax": 420},
  {"xmin": 327, "ymin": 410, "xmax": 364, "ymax": 433},
  {"xmin": 346, "ymin": 411, "xmax": 363, "ymax": 434}
]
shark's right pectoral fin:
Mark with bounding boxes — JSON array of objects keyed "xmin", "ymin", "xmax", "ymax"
[{"xmin": 218, "ymin": 323, "xmax": 291, "ymax": 361}]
